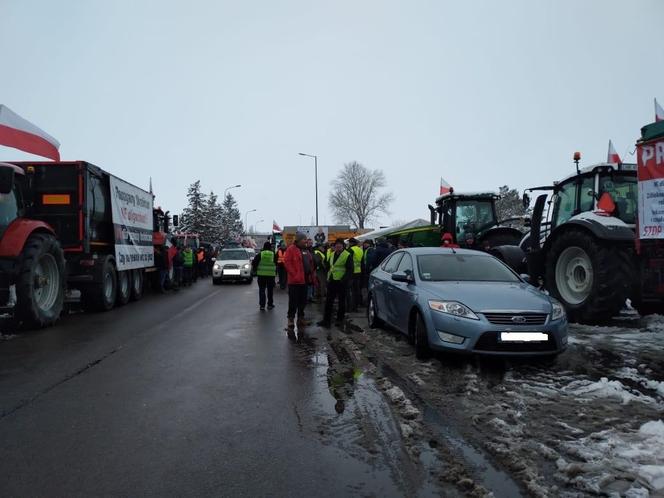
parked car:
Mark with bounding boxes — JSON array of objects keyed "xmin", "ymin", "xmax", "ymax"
[
  {"xmin": 367, "ymin": 247, "xmax": 568, "ymax": 358},
  {"xmin": 212, "ymin": 248, "xmax": 253, "ymax": 285}
]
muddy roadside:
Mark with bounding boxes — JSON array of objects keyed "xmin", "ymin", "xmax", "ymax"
[{"xmin": 328, "ymin": 310, "xmax": 664, "ymax": 497}]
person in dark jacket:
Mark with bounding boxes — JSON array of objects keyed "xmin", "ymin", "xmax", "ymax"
[
  {"xmin": 372, "ymin": 238, "xmax": 393, "ymax": 270},
  {"xmin": 317, "ymin": 238, "xmax": 354, "ymax": 328},
  {"xmin": 252, "ymin": 241, "xmax": 276, "ymax": 311}
]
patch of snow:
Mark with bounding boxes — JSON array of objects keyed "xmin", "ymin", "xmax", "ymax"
[
  {"xmin": 560, "ymin": 420, "xmax": 664, "ymax": 493},
  {"xmin": 616, "ymin": 368, "xmax": 664, "ymax": 400},
  {"xmin": 563, "ymin": 377, "xmax": 660, "ymax": 406}
]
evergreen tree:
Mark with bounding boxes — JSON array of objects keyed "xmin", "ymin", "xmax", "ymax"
[
  {"xmin": 203, "ymin": 191, "xmax": 224, "ymax": 243},
  {"xmin": 220, "ymin": 193, "xmax": 243, "ymax": 242},
  {"xmin": 180, "ymin": 180, "xmax": 208, "ymax": 235},
  {"xmin": 496, "ymin": 185, "xmax": 528, "ymax": 220}
]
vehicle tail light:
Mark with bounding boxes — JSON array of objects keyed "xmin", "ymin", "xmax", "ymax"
[{"xmin": 42, "ymin": 194, "xmax": 71, "ymax": 205}]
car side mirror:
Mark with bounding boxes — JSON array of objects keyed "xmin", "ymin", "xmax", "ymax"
[
  {"xmin": 392, "ymin": 271, "xmax": 414, "ymax": 284},
  {"xmin": 520, "ymin": 273, "xmax": 533, "ymax": 285},
  {"xmin": 0, "ymin": 165, "xmax": 15, "ymax": 195}
]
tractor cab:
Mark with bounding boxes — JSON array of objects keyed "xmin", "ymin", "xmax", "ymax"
[
  {"xmin": 428, "ymin": 191, "xmax": 523, "ymax": 249},
  {"xmin": 527, "ymin": 163, "xmax": 637, "ymax": 245},
  {"xmin": 0, "ymin": 163, "xmax": 25, "ymax": 237}
]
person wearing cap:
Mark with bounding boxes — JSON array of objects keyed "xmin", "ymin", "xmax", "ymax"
[
  {"xmin": 347, "ymin": 238, "xmax": 364, "ymax": 312},
  {"xmin": 317, "ymin": 238, "xmax": 354, "ymax": 328},
  {"xmin": 252, "ymin": 241, "xmax": 276, "ymax": 311},
  {"xmin": 284, "ymin": 232, "xmax": 310, "ymax": 331}
]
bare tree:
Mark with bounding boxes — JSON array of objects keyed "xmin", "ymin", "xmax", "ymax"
[{"xmin": 329, "ymin": 161, "xmax": 394, "ymax": 229}]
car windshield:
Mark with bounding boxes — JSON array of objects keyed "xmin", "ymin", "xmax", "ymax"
[
  {"xmin": 219, "ymin": 250, "xmax": 248, "ymax": 260},
  {"xmin": 417, "ymin": 253, "xmax": 520, "ymax": 282}
]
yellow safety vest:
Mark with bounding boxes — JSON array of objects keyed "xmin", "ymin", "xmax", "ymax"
[
  {"xmin": 328, "ymin": 250, "xmax": 351, "ymax": 281},
  {"xmin": 350, "ymin": 246, "xmax": 363, "ymax": 274}
]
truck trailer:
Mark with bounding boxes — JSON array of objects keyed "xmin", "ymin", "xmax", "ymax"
[{"xmin": 0, "ymin": 160, "xmax": 169, "ymax": 328}]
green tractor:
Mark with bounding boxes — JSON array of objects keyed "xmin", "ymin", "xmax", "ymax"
[{"xmin": 427, "ymin": 191, "xmax": 527, "ymax": 268}]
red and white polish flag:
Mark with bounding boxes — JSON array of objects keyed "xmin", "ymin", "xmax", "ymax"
[
  {"xmin": 272, "ymin": 220, "xmax": 282, "ymax": 232},
  {"xmin": 655, "ymin": 98, "xmax": 664, "ymax": 123},
  {"xmin": 0, "ymin": 105, "xmax": 60, "ymax": 161},
  {"xmin": 439, "ymin": 177, "xmax": 452, "ymax": 195},
  {"xmin": 607, "ymin": 140, "xmax": 621, "ymax": 164}
]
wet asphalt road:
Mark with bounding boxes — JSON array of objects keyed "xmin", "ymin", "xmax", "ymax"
[{"xmin": 0, "ymin": 280, "xmax": 420, "ymax": 497}]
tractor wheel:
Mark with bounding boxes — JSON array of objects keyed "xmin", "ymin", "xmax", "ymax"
[
  {"xmin": 481, "ymin": 229, "xmax": 522, "ymax": 248},
  {"xmin": 81, "ymin": 256, "xmax": 117, "ymax": 312},
  {"xmin": 15, "ymin": 233, "xmax": 66, "ymax": 328},
  {"xmin": 116, "ymin": 271, "xmax": 131, "ymax": 306},
  {"xmin": 545, "ymin": 230, "xmax": 631, "ymax": 323}
]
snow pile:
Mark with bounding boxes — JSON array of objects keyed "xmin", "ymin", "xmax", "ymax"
[
  {"xmin": 616, "ymin": 367, "xmax": 664, "ymax": 400},
  {"xmin": 562, "ymin": 377, "xmax": 661, "ymax": 406},
  {"xmin": 559, "ymin": 420, "xmax": 664, "ymax": 494}
]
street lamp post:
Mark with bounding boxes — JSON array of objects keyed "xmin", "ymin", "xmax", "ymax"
[
  {"xmin": 244, "ymin": 209, "xmax": 256, "ymax": 234},
  {"xmin": 224, "ymin": 184, "xmax": 241, "ymax": 198},
  {"xmin": 298, "ymin": 153, "xmax": 318, "ymax": 226}
]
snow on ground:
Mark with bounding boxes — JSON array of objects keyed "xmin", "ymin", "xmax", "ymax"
[
  {"xmin": 496, "ymin": 315, "xmax": 664, "ymax": 496},
  {"xmin": 346, "ymin": 310, "xmax": 664, "ymax": 496}
]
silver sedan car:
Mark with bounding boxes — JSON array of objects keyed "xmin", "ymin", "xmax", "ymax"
[
  {"xmin": 367, "ymin": 248, "xmax": 568, "ymax": 358},
  {"xmin": 212, "ymin": 248, "xmax": 253, "ymax": 285}
]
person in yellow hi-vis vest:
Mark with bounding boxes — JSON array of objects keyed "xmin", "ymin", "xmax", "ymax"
[
  {"xmin": 347, "ymin": 238, "xmax": 364, "ymax": 312},
  {"xmin": 251, "ymin": 241, "xmax": 277, "ymax": 311},
  {"xmin": 317, "ymin": 238, "xmax": 354, "ymax": 328}
]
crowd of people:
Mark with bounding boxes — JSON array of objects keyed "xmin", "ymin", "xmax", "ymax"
[
  {"xmin": 153, "ymin": 240, "xmax": 217, "ymax": 292},
  {"xmin": 249, "ymin": 232, "xmax": 400, "ymax": 337}
]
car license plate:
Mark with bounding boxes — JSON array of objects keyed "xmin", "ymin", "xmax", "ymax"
[
  {"xmin": 224, "ymin": 269, "xmax": 241, "ymax": 276},
  {"xmin": 500, "ymin": 332, "xmax": 548, "ymax": 342}
]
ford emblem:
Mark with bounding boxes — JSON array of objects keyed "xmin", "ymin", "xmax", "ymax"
[{"xmin": 511, "ymin": 316, "xmax": 527, "ymax": 324}]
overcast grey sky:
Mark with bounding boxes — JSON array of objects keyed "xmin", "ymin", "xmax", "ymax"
[{"xmin": 1, "ymin": 0, "xmax": 663, "ymax": 229}]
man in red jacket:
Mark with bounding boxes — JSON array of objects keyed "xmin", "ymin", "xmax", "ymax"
[{"xmin": 284, "ymin": 232, "xmax": 310, "ymax": 332}]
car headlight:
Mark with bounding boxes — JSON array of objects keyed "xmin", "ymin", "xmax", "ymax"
[
  {"xmin": 242, "ymin": 264, "xmax": 250, "ymax": 269},
  {"xmin": 213, "ymin": 264, "xmax": 220, "ymax": 271},
  {"xmin": 428, "ymin": 300, "xmax": 479, "ymax": 320},
  {"xmin": 551, "ymin": 300, "xmax": 566, "ymax": 321}
]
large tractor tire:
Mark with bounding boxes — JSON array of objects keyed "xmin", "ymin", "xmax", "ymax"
[
  {"xmin": 81, "ymin": 256, "xmax": 117, "ymax": 312},
  {"xmin": 15, "ymin": 233, "xmax": 66, "ymax": 328},
  {"xmin": 480, "ymin": 228, "xmax": 523, "ymax": 249},
  {"xmin": 545, "ymin": 230, "xmax": 631, "ymax": 323}
]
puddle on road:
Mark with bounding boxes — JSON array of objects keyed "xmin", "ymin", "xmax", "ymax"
[{"xmin": 288, "ymin": 327, "xmax": 449, "ymax": 497}]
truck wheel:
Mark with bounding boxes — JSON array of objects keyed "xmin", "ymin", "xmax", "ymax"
[
  {"xmin": 82, "ymin": 256, "xmax": 117, "ymax": 312},
  {"xmin": 130, "ymin": 270, "xmax": 144, "ymax": 301},
  {"xmin": 15, "ymin": 233, "xmax": 65, "ymax": 328},
  {"xmin": 116, "ymin": 271, "xmax": 131, "ymax": 306},
  {"xmin": 545, "ymin": 230, "xmax": 630, "ymax": 323}
]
